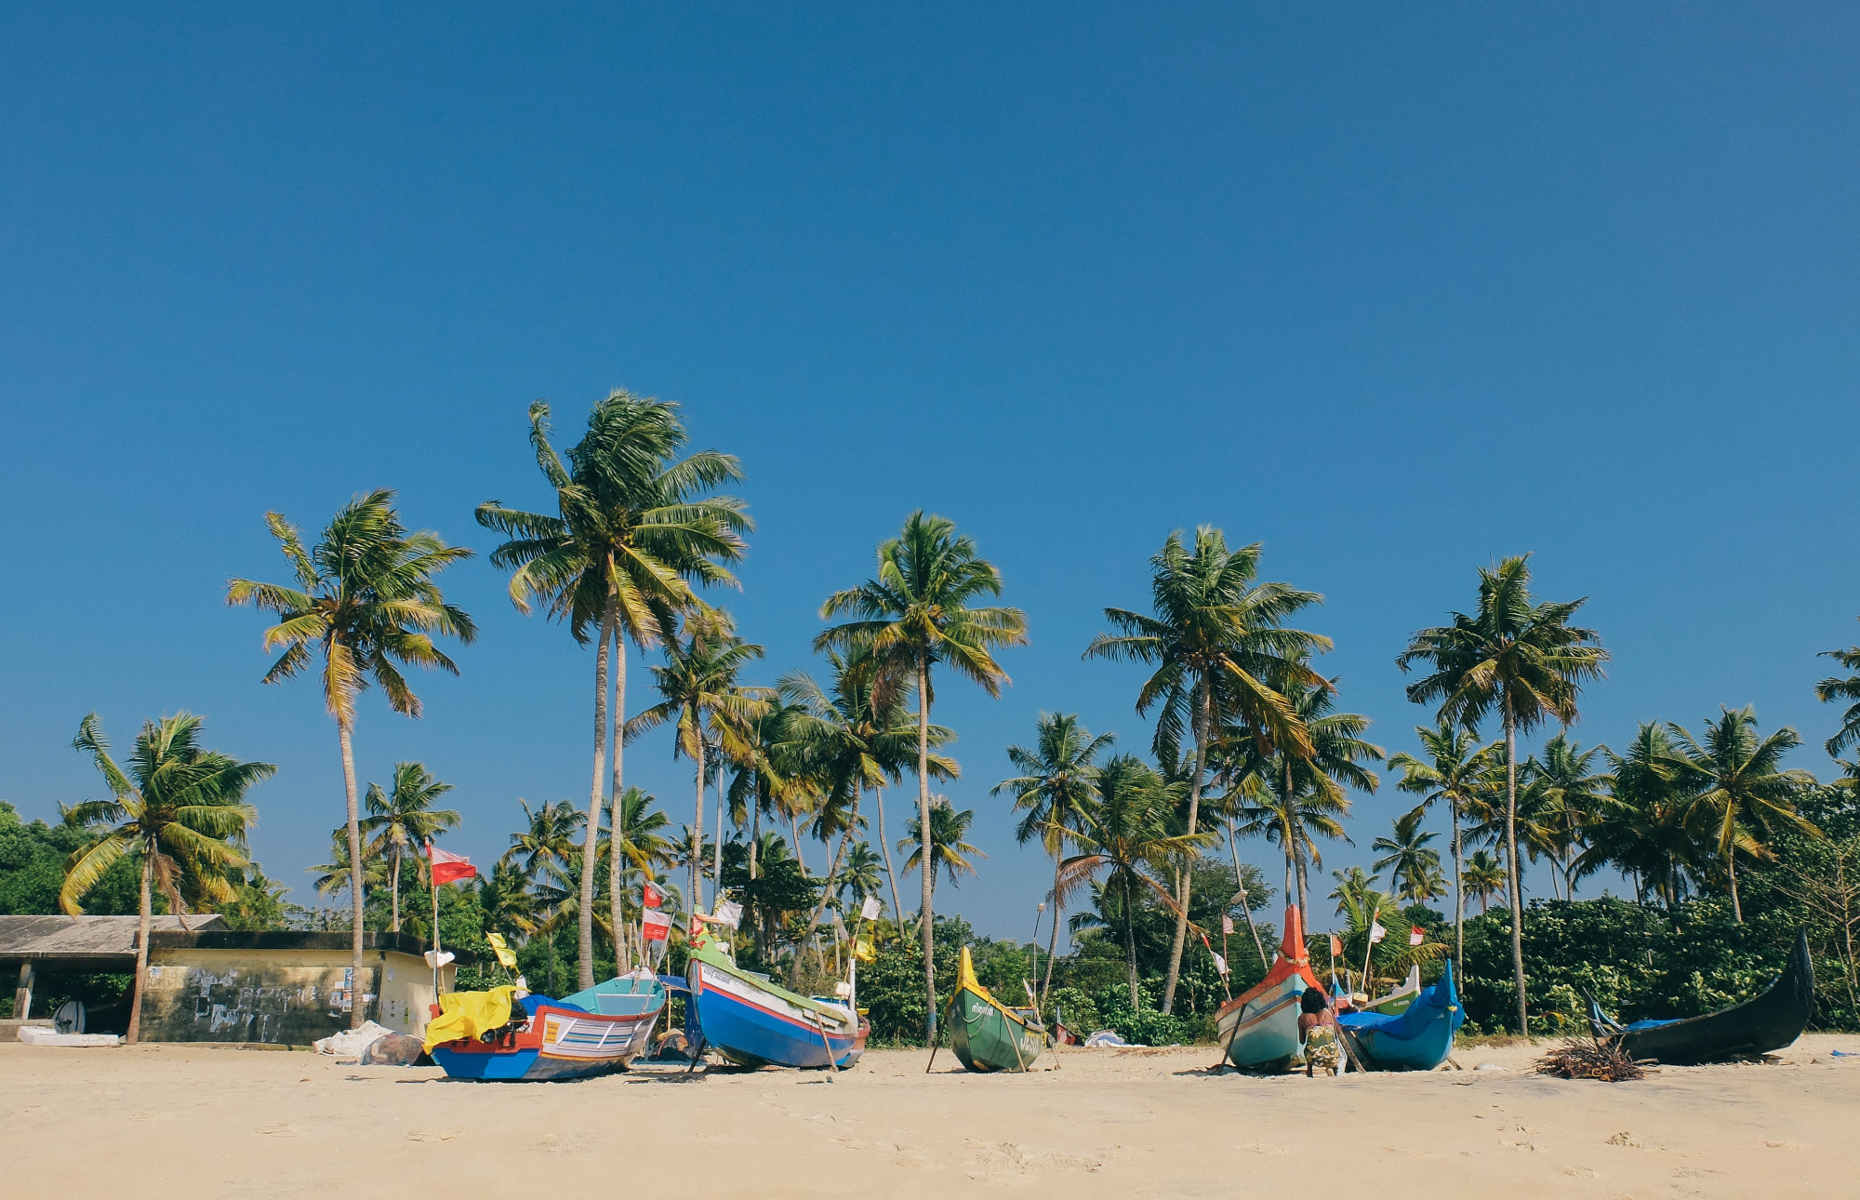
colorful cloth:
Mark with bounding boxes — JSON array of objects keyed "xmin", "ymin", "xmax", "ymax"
[
  {"xmin": 423, "ymin": 985, "xmax": 520, "ymax": 1052},
  {"xmin": 1303, "ymin": 1025, "xmax": 1341, "ymax": 1073}
]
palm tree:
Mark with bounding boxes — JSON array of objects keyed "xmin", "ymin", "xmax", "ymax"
[
  {"xmin": 899, "ymin": 799, "xmax": 984, "ymax": 900},
  {"xmin": 1228, "ymin": 774, "xmax": 1351, "ymax": 916},
  {"xmin": 723, "ymin": 696, "xmax": 808, "ymax": 885},
  {"xmin": 1667, "ymin": 706, "xmax": 1819, "ymax": 922},
  {"xmin": 1085, "ymin": 528, "xmax": 1328, "ymax": 1012},
  {"xmin": 1387, "ymin": 721, "xmax": 1502, "ymax": 965},
  {"xmin": 1516, "ymin": 735, "xmax": 1611, "ymax": 900},
  {"xmin": 360, "ymin": 762, "xmax": 460, "ymax": 932},
  {"xmin": 502, "ymin": 798, "xmax": 587, "ymax": 881},
  {"xmin": 1576, "ymin": 723, "xmax": 1702, "ymax": 907},
  {"xmin": 628, "ymin": 616, "xmax": 768, "ymax": 915},
  {"xmin": 477, "ymin": 393, "xmax": 748, "ymax": 989},
  {"xmin": 992, "ymin": 712, "xmax": 1114, "ymax": 1007},
  {"xmin": 478, "ymin": 860, "xmax": 546, "ymax": 939},
  {"xmin": 1055, "ymin": 756, "xmax": 1208, "ymax": 1005},
  {"xmin": 227, "ymin": 489, "xmax": 474, "ymax": 1026},
  {"xmin": 816, "ymin": 511, "xmax": 1026, "ymax": 1038},
  {"xmin": 1396, "ymin": 554, "xmax": 1608, "ymax": 1034},
  {"xmin": 310, "ymin": 828, "xmax": 383, "ymax": 901},
  {"xmin": 62, "ymin": 713, "xmax": 273, "ymax": 1043},
  {"xmin": 1372, "ymin": 810, "xmax": 1444, "ymax": 902},
  {"xmin": 1462, "ymin": 851, "xmax": 1507, "ymax": 913},
  {"xmin": 837, "ymin": 842, "xmax": 886, "ymax": 913},
  {"xmin": 1817, "ymin": 618, "xmax": 1860, "ymax": 756},
  {"xmin": 608, "ymin": 786, "xmax": 674, "ymax": 964}
]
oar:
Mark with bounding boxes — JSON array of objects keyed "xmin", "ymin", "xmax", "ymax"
[
  {"xmin": 923, "ymin": 995, "xmax": 957, "ymax": 1073},
  {"xmin": 811, "ymin": 1011, "xmax": 841, "ymax": 1078}
]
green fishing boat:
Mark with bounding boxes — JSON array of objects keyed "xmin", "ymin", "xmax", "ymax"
[{"xmin": 948, "ymin": 947, "xmax": 1047, "ymax": 1072}]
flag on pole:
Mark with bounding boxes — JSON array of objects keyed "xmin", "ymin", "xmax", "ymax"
[
  {"xmin": 1408, "ymin": 925, "xmax": 1425, "ymax": 946},
  {"xmin": 1369, "ymin": 920, "xmax": 1387, "ymax": 944},
  {"xmin": 642, "ymin": 909, "xmax": 673, "ymax": 942},
  {"xmin": 860, "ymin": 895, "xmax": 881, "ymax": 922},
  {"xmin": 642, "ymin": 881, "xmax": 664, "ymax": 910},
  {"xmin": 716, "ymin": 900, "xmax": 743, "ymax": 929},
  {"xmin": 1213, "ymin": 952, "xmax": 1229, "ymax": 977},
  {"xmin": 426, "ymin": 842, "xmax": 477, "ymax": 886},
  {"xmin": 853, "ymin": 937, "xmax": 876, "ymax": 963},
  {"xmin": 485, "ymin": 932, "xmax": 518, "ymax": 969},
  {"xmin": 1329, "ymin": 933, "xmax": 1344, "ymax": 958},
  {"xmin": 1222, "ymin": 915, "xmax": 1235, "ymax": 936}
]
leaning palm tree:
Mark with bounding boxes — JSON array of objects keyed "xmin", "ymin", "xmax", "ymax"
[
  {"xmin": 1462, "ymin": 850, "xmax": 1507, "ymax": 914},
  {"xmin": 1396, "ymin": 553, "xmax": 1608, "ymax": 1034},
  {"xmin": 502, "ymin": 798, "xmax": 587, "ymax": 882},
  {"xmin": 62, "ymin": 713, "xmax": 273, "ymax": 1043},
  {"xmin": 1371, "ymin": 810, "xmax": 1444, "ymax": 902},
  {"xmin": 477, "ymin": 393, "xmax": 748, "ymax": 989},
  {"xmin": 1054, "ymin": 756, "xmax": 1209, "ymax": 1005},
  {"xmin": 992, "ymin": 712, "xmax": 1114, "ymax": 1007},
  {"xmin": 1387, "ymin": 721, "xmax": 1502, "ymax": 965},
  {"xmin": 1817, "ymin": 619, "xmax": 1860, "ymax": 756},
  {"xmin": 1667, "ymin": 706, "xmax": 1819, "ymax": 922},
  {"xmin": 899, "ymin": 799, "xmax": 985, "ymax": 901},
  {"xmin": 360, "ymin": 762, "xmax": 459, "ymax": 932},
  {"xmin": 816, "ymin": 511, "xmax": 1026, "ymax": 1038},
  {"xmin": 227, "ymin": 489, "xmax": 474, "ymax": 1026}
]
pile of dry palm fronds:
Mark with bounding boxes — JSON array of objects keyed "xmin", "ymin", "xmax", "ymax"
[{"xmin": 1534, "ymin": 1036, "xmax": 1650, "ymax": 1082}]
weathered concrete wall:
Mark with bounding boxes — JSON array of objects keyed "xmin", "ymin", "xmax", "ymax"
[{"xmin": 141, "ymin": 947, "xmax": 450, "ymax": 1045}]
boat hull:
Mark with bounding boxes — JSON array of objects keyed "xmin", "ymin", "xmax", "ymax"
[
  {"xmin": 950, "ymin": 991, "xmax": 1045, "ymax": 1073},
  {"xmin": 1339, "ymin": 961, "xmax": 1463, "ymax": 1071},
  {"xmin": 1587, "ymin": 932, "xmax": 1814, "ymax": 1065},
  {"xmin": 688, "ymin": 954, "xmax": 867, "ymax": 1069},
  {"xmin": 1216, "ymin": 973, "xmax": 1305, "ymax": 1070},
  {"xmin": 430, "ymin": 993, "xmax": 664, "ymax": 1082}
]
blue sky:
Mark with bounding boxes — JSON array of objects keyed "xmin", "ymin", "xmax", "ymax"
[{"xmin": 4, "ymin": 4, "xmax": 1856, "ymax": 941}]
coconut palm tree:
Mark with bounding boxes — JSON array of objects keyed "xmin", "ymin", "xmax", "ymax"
[
  {"xmin": 899, "ymin": 800, "xmax": 985, "ymax": 900},
  {"xmin": 227, "ymin": 489, "xmax": 474, "ymax": 1025},
  {"xmin": 1396, "ymin": 554, "xmax": 1608, "ymax": 1034},
  {"xmin": 476, "ymin": 393, "xmax": 748, "ymax": 988},
  {"xmin": 1086, "ymin": 530, "xmax": 1329, "ymax": 1011},
  {"xmin": 1371, "ymin": 810, "xmax": 1444, "ymax": 902},
  {"xmin": 1056, "ymin": 756, "xmax": 1210, "ymax": 1005},
  {"xmin": 502, "ymin": 798, "xmax": 587, "ymax": 882},
  {"xmin": 1228, "ymin": 775, "xmax": 1351, "ymax": 915},
  {"xmin": 478, "ymin": 860, "xmax": 546, "ymax": 938},
  {"xmin": 359, "ymin": 762, "xmax": 459, "ymax": 932},
  {"xmin": 62, "ymin": 713, "xmax": 273, "ymax": 1043},
  {"xmin": 1817, "ymin": 619, "xmax": 1860, "ymax": 757},
  {"xmin": 1516, "ymin": 734, "xmax": 1611, "ymax": 901},
  {"xmin": 1575, "ymin": 723, "xmax": 1703, "ymax": 907},
  {"xmin": 837, "ymin": 842, "xmax": 886, "ymax": 913},
  {"xmin": 992, "ymin": 712, "xmax": 1114, "ymax": 1007},
  {"xmin": 1667, "ymin": 706, "xmax": 1819, "ymax": 922},
  {"xmin": 723, "ymin": 696, "xmax": 808, "ymax": 885},
  {"xmin": 1462, "ymin": 851, "xmax": 1507, "ymax": 913},
  {"xmin": 1387, "ymin": 721, "xmax": 1502, "ymax": 965},
  {"xmin": 607, "ymin": 785, "xmax": 674, "ymax": 964},
  {"xmin": 816, "ymin": 511, "xmax": 1026, "ymax": 1038}
]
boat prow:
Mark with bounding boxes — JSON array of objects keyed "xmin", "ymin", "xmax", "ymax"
[{"xmin": 1586, "ymin": 932, "xmax": 1814, "ymax": 1065}]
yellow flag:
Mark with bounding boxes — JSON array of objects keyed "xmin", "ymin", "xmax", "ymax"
[
  {"xmin": 485, "ymin": 931, "xmax": 518, "ymax": 969},
  {"xmin": 853, "ymin": 937, "xmax": 876, "ymax": 964}
]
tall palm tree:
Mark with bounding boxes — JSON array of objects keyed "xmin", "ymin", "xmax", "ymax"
[
  {"xmin": 1516, "ymin": 735, "xmax": 1611, "ymax": 901},
  {"xmin": 502, "ymin": 798, "xmax": 587, "ymax": 881},
  {"xmin": 1228, "ymin": 775, "xmax": 1351, "ymax": 917},
  {"xmin": 608, "ymin": 785, "xmax": 674, "ymax": 964},
  {"xmin": 723, "ymin": 697, "xmax": 808, "ymax": 885},
  {"xmin": 1667, "ymin": 706, "xmax": 1819, "ymax": 922},
  {"xmin": 899, "ymin": 799, "xmax": 984, "ymax": 900},
  {"xmin": 310, "ymin": 828, "xmax": 385, "ymax": 901},
  {"xmin": 1372, "ymin": 810, "xmax": 1444, "ymax": 902},
  {"xmin": 477, "ymin": 393, "xmax": 748, "ymax": 988},
  {"xmin": 816, "ymin": 511, "xmax": 1026, "ymax": 1038},
  {"xmin": 1462, "ymin": 851, "xmax": 1507, "ymax": 913},
  {"xmin": 1576, "ymin": 723, "xmax": 1702, "ymax": 907},
  {"xmin": 1396, "ymin": 554, "xmax": 1608, "ymax": 1034},
  {"xmin": 227, "ymin": 489, "xmax": 475, "ymax": 1026},
  {"xmin": 628, "ymin": 616, "xmax": 768, "ymax": 915},
  {"xmin": 1387, "ymin": 721, "xmax": 1503, "ymax": 965},
  {"xmin": 837, "ymin": 841, "xmax": 886, "ymax": 913},
  {"xmin": 1085, "ymin": 528, "xmax": 1328, "ymax": 1013},
  {"xmin": 62, "ymin": 713, "xmax": 273, "ymax": 1043},
  {"xmin": 1054, "ymin": 756, "xmax": 1208, "ymax": 1005},
  {"xmin": 360, "ymin": 762, "xmax": 459, "ymax": 932},
  {"xmin": 992, "ymin": 712, "xmax": 1114, "ymax": 1007},
  {"xmin": 1817, "ymin": 618, "xmax": 1860, "ymax": 757}
]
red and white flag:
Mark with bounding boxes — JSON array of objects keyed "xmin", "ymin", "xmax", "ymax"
[
  {"xmin": 426, "ymin": 842, "xmax": 477, "ymax": 886},
  {"xmin": 642, "ymin": 881, "xmax": 664, "ymax": 910},
  {"xmin": 641, "ymin": 909, "xmax": 672, "ymax": 943},
  {"xmin": 1329, "ymin": 933, "xmax": 1344, "ymax": 958},
  {"xmin": 1212, "ymin": 953, "xmax": 1230, "ymax": 977},
  {"xmin": 1408, "ymin": 925, "xmax": 1425, "ymax": 947},
  {"xmin": 1368, "ymin": 920, "xmax": 1387, "ymax": 945}
]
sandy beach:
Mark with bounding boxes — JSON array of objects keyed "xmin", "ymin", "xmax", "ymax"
[{"xmin": 5, "ymin": 1036, "xmax": 1857, "ymax": 1198}]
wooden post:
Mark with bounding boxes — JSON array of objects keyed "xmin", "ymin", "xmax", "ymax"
[{"xmin": 13, "ymin": 961, "xmax": 33, "ymax": 1020}]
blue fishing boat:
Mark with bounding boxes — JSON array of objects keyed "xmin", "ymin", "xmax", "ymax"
[
  {"xmin": 1214, "ymin": 904, "xmax": 1325, "ymax": 1071},
  {"xmin": 1338, "ymin": 959, "xmax": 1463, "ymax": 1071},
  {"xmin": 426, "ymin": 973, "xmax": 666, "ymax": 1081},
  {"xmin": 686, "ymin": 933, "xmax": 867, "ymax": 1069}
]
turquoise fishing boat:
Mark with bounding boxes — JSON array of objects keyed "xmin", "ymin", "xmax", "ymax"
[
  {"xmin": 1214, "ymin": 904, "xmax": 1324, "ymax": 1071},
  {"xmin": 1338, "ymin": 960, "xmax": 1462, "ymax": 1071}
]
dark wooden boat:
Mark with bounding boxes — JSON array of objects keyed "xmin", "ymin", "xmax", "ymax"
[{"xmin": 1585, "ymin": 932, "xmax": 1814, "ymax": 1065}]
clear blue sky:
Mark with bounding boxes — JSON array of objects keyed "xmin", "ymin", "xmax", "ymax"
[{"xmin": 4, "ymin": 4, "xmax": 1856, "ymax": 941}]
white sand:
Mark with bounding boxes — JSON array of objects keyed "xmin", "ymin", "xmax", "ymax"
[{"xmin": 4, "ymin": 1035, "xmax": 1858, "ymax": 1197}]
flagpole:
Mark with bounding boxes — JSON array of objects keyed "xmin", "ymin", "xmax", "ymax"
[{"xmin": 430, "ymin": 860, "xmax": 442, "ymax": 996}]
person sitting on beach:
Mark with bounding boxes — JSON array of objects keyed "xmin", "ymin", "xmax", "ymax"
[{"xmin": 1298, "ymin": 986, "xmax": 1343, "ymax": 1077}]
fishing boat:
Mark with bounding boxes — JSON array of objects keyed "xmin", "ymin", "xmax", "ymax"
[
  {"xmin": 426, "ymin": 972, "xmax": 666, "ymax": 1081},
  {"xmin": 1338, "ymin": 959, "xmax": 1463, "ymax": 1070},
  {"xmin": 1586, "ymin": 932, "xmax": 1814, "ymax": 1064},
  {"xmin": 1214, "ymin": 903, "xmax": 1325, "ymax": 1071},
  {"xmin": 1354, "ymin": 964, "xmax": 1422, "ymax": 1017},
  {"xmin": 948, "ymin": 946, "xmax": 1047, "ymax": 1072},
  {"xmin": 686, "ymin": 931, "xmax": 868, "ymax": 1069}
]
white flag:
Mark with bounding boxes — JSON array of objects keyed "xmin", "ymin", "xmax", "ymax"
[
  {"xmin": 1213, "ymin": 953, "xmax": 1229, "ymax": 977},
  {"xmin": 1221, "ymin": 915, "xmax": 1235, "ymax": 936},
  {"xmin": 861, "ymin": 895, "xmax": 881, "ymax": 922},
  {"xmin": 716, "ymin": 900, "xmax": 743, "ymax": 929},
  {"xmin": 1369, "ymin": 920, "xmax": 1387, "ymax": 944}
]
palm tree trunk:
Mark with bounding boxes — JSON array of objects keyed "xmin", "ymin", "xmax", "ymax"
[
  {"xmin": 1727, "ymin": 851, "xmax": 1743, "ymax": 923},
  {"xmin": 874, "ymin": 785, "xmax": 904, "ymax": 925},
  {"xmin": 806, "ymin": 793, "xmax": 857, "ymax": 964},
  {"xmin": 1040, "ymin": 855, "xmax": 1063, "ymax": 1008},
  {"xmin": 749, "ymin": 785, "xmax": 761, "ymax": 882},
  {"xmin": 1502, "ymin": 709, "xmax": 1528, "ymax": 1036},
  {"xmin": 608, "ymin": 624, "xmax": 627, "ymax": 967},
  {"xmin": 789, "ymin": 813, "xmax": 807, "ymax": 875},
  {"xmin": 1160, "ymin": 683, "xmax": 1210, "ymax": 1014},
  {"xmin": 578, "ymin": 605, "xmax": 614, "ymax": 990},
  {"xmin": 1123, "ymin": 873, "xmax": 1141, "ymax": 1006},
  {"xmin": 339, "ymin": 717, "xmax": 367, "ymax": 1029},
  {"xmin": 712, "ymin": 755, "xmax": 726, "ymax": 899},
  {"xmin": 1450, "ymin": 795, "xmax": 1465, "ymax": 968},
  {"xmin": 1224, "ymin": 817, "xmax": 1269, "ymax": 968},
  {"xmin": 916, "ymin": 655, "xmax": 937, "ymax": 1041},
  {"xmin": 127, "ymin": 849, "xmax": 153, "ymax": 1045},
  {"xmin": 692, "ymin": 732, "xmax": 708, "ymax": 915},
  {"xmin": 389, "ymin": 843, "xmax": 402, "ymax": 933}
]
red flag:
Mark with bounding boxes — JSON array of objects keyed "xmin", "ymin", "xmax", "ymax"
[
  {"xmin": 1329, "ymin": 933, "xmax": 1343, "ymax": 958},
  {"xmin": 1409, "ymin": 925, "xmax": 1425, "ymax": 947},
  {"xmin": 641, "ymin": 909, "xmax": 672, "ymax": 942},
  {"xmin": 642, "ymin": 881, "xmax": 664, "ymax": 910},
  {"xmin": 426, "ymin": 842, "xmax": 477, "ymax": 886}
]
